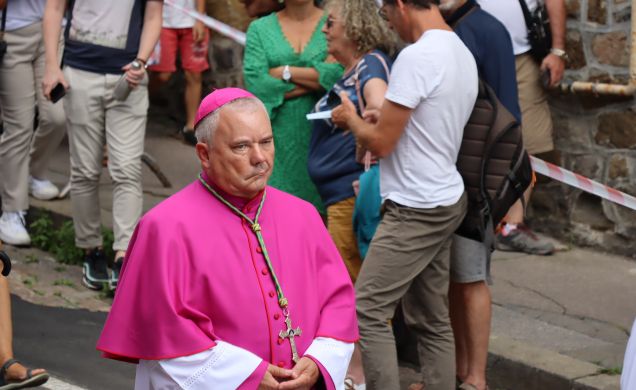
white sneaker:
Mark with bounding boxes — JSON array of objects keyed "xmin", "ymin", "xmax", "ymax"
[
  {"xmin": 0, "ymin": 211, "xmax": 31, "ymax": 246},
  {"xmin": 29, "ymin": 176, "xmax": 60, "ymax": 200}
]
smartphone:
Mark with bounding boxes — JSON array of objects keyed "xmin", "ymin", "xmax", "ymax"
[
  {"xmin": 50, "ymin": 83, "xmax": 66, "ymax": 103},
  {"xmin": 541, "ymin": 69, "xmax": 551, "ymax": 89}
]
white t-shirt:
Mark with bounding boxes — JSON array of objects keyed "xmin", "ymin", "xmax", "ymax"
[
  {"xmin": 382, "ymin": 29, "xmax": 478, "ymax": 209},
  {"xmin": 477, "ymin": 0, "xmax": 537, "ymax": 55},
  {"xmin": 163, "ymin": 0, "xmax": 197, "ymax": 29},
  {"xmin": 3, "ymin": 0, "xmax": 45, "ymax": 32}
]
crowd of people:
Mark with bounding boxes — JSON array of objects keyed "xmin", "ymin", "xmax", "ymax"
[{"xmin": 2, "ymin": 0, "xmax": 635, "ymax": 390}]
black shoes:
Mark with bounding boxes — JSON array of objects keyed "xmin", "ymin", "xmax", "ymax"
[
  {"xmin": 181, "ymin": 127, "xmax": 198, "ymax": 146},
  {"xmin": 82, "ymin": 248, "xmax": 109, "ymax": 291}
]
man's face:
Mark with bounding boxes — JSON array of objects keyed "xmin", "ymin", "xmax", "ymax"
[
  {"xmin": 196, "ymin": 104, "xmax": 274, "ymax": 199},
  {"xmin": 379, "ymin": 2, "xmax": 410, "ymax": 42}
]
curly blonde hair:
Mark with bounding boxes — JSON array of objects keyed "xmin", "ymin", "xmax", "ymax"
[{"xmin": 324, "ymin": 0, "xmax": 399, "ymax": 56}]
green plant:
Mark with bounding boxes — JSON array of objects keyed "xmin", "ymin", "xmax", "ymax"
[
  {"xmin": 598, "ymin": 366, "xmax": 622, "ymax": 375},
  {"xmin": 25, "ymin": 254, "xmax": 39, "ymax": 264},
  {"xmin": 53, "ymin": 279, "xmax": 75, "ymax": 288},
  {"xmin": 29, "ymin": 212, "xmax": 115, "ymax": 266}
]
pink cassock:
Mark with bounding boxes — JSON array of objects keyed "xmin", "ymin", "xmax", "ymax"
[{"xmin": 97, "ymin": 175, "xmax": 359, "ymax": 386}]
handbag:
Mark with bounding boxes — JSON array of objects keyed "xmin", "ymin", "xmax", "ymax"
[{"xmin": 518, "ymin": 0, "xmax": 552, "ymax": 62}]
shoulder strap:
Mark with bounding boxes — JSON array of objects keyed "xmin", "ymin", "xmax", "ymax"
[
  {"xmin": 2, "ymin": 1, "xmax": 8, "ymax": 34},
  {"xmin": 448, "ymin": 2, "xmax": 478, "ymax": 29},
  {"xmin": 354, "ymin": 52, "xmax": 390, "ymax": 112},
  {"xmin": 517, "ymin": 0, "xmax": 534, "ymax": 27}
]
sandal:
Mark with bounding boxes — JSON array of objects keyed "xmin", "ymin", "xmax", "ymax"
[
  {"xmin": 0, "ymin": 251, "xmax": 10, "ymax": 276},
  {"xmin": 0, "ymin": 358, "xmax": 49, "ymax": 390}
]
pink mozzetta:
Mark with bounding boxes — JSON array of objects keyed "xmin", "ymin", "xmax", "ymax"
[
  {"xmin": 194, "ymin": 88, "xmax": 256, "ymax": 127},
  {"xmin": 96, "ymin": 174, "xmax": 359, "ymax": 388}
]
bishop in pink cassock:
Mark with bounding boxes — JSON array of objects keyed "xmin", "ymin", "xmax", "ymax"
[{"xmin": 97, "ymin": 88, "xmax": 358, "ymax": 389}]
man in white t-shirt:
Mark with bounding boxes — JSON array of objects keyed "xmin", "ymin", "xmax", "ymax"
[
  {"xmin": 149, "ymin": 0, "xmax": 209, "ymax": 146},
  {"xmin": 477, "ymin": 0, "xmax": 567, "ymax": 255},
  {"xmin": 332, "ymin": 1, "xmax": 478, "ymax": 388}
]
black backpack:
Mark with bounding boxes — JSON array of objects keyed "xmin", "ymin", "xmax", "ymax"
[{"xmin": 455, "ymin": 80, "xmax": 533, "ymax": 243}]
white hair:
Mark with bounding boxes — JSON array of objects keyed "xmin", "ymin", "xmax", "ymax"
[{"xmin": 194, "ymin": 97, "xmax": 268, "ymax": 144}]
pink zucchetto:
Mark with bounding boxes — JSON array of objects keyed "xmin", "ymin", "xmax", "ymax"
[{"xmin": 194, "ymin": 88, "xmax": 256, "ymax": 127}]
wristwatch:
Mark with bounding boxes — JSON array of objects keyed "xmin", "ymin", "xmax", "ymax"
[
  {"xmin": 550, "ymin": 48, "xmax": 569, "ymax": 62},
  {"xmin": 282, "ymin": 65, "xmax": 292, "ymax": 82}
]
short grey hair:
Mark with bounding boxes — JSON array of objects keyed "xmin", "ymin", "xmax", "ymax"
[{"xmin": 194, "ymin": 97, "xmax": 268, "ymax": 144}]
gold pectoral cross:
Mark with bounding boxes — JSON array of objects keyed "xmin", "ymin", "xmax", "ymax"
[{"xmin": 279, "ymin": 315, "xmax": 302, "ymax": 363}]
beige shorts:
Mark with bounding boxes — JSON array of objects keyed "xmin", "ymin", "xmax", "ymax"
[{"xmin": 516, "ymin": 53, "xmax": 554, "ymax": 155}]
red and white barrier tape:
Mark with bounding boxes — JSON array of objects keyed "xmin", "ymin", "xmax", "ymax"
[
  {"xmin": 164, "ymin": 0, "xmax": 246, "ymax": 46},
  {"xmin": 530, "ymin": 156, "xmax": 636, "ymax": 211}
]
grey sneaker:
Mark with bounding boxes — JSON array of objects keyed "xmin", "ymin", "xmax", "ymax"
[{"xmin": 495, "ymin": 225, "xmax": 555, "ymax": 255}]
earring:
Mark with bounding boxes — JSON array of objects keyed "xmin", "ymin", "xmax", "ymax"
[{"xmin": 278, "ymin": 0, "xmax": 284, "ymax": 4}]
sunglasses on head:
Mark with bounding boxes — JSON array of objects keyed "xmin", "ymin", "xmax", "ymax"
[{"xmin": 377, "ymin": 6, "xmax": 389, "ymax": 21}]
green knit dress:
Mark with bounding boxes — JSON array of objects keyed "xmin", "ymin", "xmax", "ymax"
[{"xmin": 244, "ymin": 13, "xmax": 343, "ymax": 213}]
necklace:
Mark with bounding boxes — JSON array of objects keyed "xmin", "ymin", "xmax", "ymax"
[{"xmin": 197, "ymin": 174, "xmax": 303, "ymax": 363}]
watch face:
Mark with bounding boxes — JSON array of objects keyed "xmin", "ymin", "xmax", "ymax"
[{"xmin": 283, "ymin": 67, "xmax": 291, "ymax": 81}]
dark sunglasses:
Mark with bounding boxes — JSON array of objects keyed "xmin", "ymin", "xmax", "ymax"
[{"xmin": 326, "ymin": 16, "xmax": 337, "ymax": 29}]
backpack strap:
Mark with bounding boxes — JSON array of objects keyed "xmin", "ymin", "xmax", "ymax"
[
  {"xmin": 1, "ymin": 1, "xmax": 8, "ymax": 40},
  {"xmin": 447, "ymin": 1, "xmax": 478, "ymax": 29},
  {"xmin": 353, "ymin": 51, "xmax": 391, "ymax": 171},
  {"xmin": 517, "ymin": 0, "xmax": 534, "ymax": 30}
]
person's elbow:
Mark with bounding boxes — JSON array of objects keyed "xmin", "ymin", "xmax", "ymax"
[{"xmin": 370, "ymin": 141, "xmax": 394, "ymax": 159}]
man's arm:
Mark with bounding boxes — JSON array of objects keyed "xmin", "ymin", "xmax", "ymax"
[
  {"xmin": 41, "ymin": 0, "xmax": 68, "ymax": 99},
  {"xmin": 332, "ymin": 92, "xmax": 412, "ymax": 158},
  {"xmin": 542, "ymin": 0, "xmax": 566, "ymax": 86},
  {"xmin": 136, "ymin": 341, "xmax": 293, "ymax": 390},
  {"xmin": 124, "ymin": 0, "xmax": 163, "ymax": 87},
  {"xmin": 137, "ymin": 1, "xmax": 163, "ymax": 62},
  {"xmin": 192, "ymin": 0, "xmax": 207, "ymax": 42}
]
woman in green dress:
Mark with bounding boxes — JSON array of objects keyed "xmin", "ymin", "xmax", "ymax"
[{"xmin": 243, "ymin": 0, "xmax": 342, "ymax": 212}]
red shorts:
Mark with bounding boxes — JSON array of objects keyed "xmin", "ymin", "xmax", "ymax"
[{"xmin": 149, "ymin": 27, "xmax": 210, "ymax": 73}]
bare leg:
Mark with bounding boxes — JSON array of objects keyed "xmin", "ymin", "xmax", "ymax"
[
  {"xmin": 0, "ymin": 277, "xmax": 46, "ymax": 381},
  {"xmin": 184, "ymin": 70, "xmax": 202, "ymax": 130},
  {"xmin": 148, "ymin": 72, "xmax": 172, "ymax": 96},
  {"xmin": 502, "ymin": 186, "xmax": 532, "ymax": 225},
  {"xmin": 449, "ymin": 281, "xmax": 491, "ymax": 390},
  {"xmin": 0, "ymin": 277, "xmax": 13, "ymax": 364}
]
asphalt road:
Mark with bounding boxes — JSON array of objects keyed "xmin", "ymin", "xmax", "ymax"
[{"xmin": 11, "ymin": 295, "xmax": 135, "ymax": 390}]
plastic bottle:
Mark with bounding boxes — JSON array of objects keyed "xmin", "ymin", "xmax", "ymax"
[{"xmin": 113, "ymin": 60, "xmax": 143, "ymax": 101}]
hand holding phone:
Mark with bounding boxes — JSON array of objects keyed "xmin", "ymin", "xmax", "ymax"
[
  {"xmin": 541, "ymin": 69, "xmax": 551, "ymax": 89},
  {"xmin": 50, "ymin": 82, "xmax": 66, "ymax": 103}
]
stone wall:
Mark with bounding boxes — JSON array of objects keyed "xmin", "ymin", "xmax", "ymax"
[{"xmin": 529, "ymin": 0, "xmax": 636, "ymax": 257}]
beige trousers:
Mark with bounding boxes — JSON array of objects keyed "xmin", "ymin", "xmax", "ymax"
[
  {"xmin": 0, "ymin": 22, "xmax": 66, "ymax": 212},
  {"xmin": 63, "ymin": 66, "xmax": 148, "ymax": 252},
  {"xmin": 516, "ymin": 53, "xmax": 554, "ymax": 155},
  {"xmin": 356, "ymin": 194, "xmax": 467, "ymax": 390}
]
